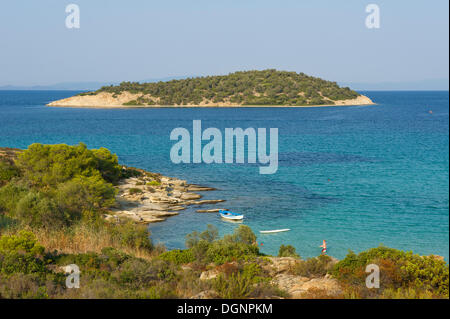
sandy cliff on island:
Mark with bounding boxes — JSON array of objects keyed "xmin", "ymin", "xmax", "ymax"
[{"xmin": 47, "ymin": 91, "xmax": 375, "ymax": 108}]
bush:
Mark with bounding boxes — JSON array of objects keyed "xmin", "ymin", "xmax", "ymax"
[
  {"xmin": 91, "ymin": 148, "xmax": 122, "ymax": 184},
  {"xmin": 15, "ymin": 143, "xmax": 121, "ymax": 187},
  {"xmin": 129, "ymin": 188, "xmax": 143, "ymax": 195},
  {"xmin": 111, "ymin": 220, "xmax": 153, "ymax": 251},
  {"xmin": 0, "ymin": 273, "xmax": 55, "ymax": 299},
  {"xmin": 231, "ymin": 225, "xmax": 256, "ymax": 245},
  {"xmin": 55, "ymin": 175, "xmax": 117, "ymax": 213},
  {"xmin": 333, "ymin": 246, "xmax": 449, "ymax": 298},
  {"xmin": 146, "ymin": 181, "xmax": 161, "ymax": 186},
  {"xmin": 278, "ymin": 244, "xmax": 300, "ymax": 258},
  {"xmin": 0, "ymin": 160, "xmax": 19, "ymax": 185},
  {"xmin": 2, "ymin": 144, "xmax": 119, "ymax": 228},
  {"xmin": 14, "ymin": 191, "xmax": 68, "ymax": 229},
  {"xmin": 206, "ymin": 240, "xmax": 260, "ymax": 264},
  {"xmin": 185, "ymin": 225, "xmax": 260, "ymax": 265},
  {"xmin": 292, "ymin": 255, "xmax": 334, "ymax": 278},
  {"xmin": 241, "ymin": 262, "xmax": 268, "ymax": 284},
  {"xmin": 16, "ymin": 143, "xmax": 97, "ymax": 187},
  {"xmin": 159, "ymin": 249, "xmax": 195, "ymax": 265},
  {"xmin": 0, "ymin": 231, "xmax": 46, "ymax": 275},
  {"xmin": 0, "ymin": 183, "xmax": 29, "ymax": 214},
  {"xmin": 213, "ymin": 272, "xmax": 253, "ymax": 299},
  {"xmin": 120, "ymin": 167, "xmax": 142, "ymax": 179}
]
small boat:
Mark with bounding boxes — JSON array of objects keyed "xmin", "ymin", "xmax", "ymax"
[
  {"xmin": 219, "ymin": 210, "xmax": 244, "ymax": 220},
  {"xmin": 259, "ymin": 229, "xmax": 290, "ymax": 234}
]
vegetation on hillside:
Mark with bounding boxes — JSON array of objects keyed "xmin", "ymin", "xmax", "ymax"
[
  {"xmin": 0, "ymin": 144, "xmax": 448, "ymax": 299},
  {"xmin": 82, "ymin": 70, "xmax": 360, "ymax": 106},
  {"xmin": 333, "ymin": 246, "xmax": 449, "ymax": 298}
]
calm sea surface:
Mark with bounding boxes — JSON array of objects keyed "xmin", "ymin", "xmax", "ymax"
[{"xmin": 0, "ymin": 90, "xmax": 448, "ymax": 260}]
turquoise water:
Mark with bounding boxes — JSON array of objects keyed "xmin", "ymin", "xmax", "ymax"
[{"xmin": 0, "ymin": 90, "xmax": 448, "ymax": 260}]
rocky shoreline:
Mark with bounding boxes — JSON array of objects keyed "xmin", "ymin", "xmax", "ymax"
[
  {"xmin": 193, "ymin": 257, "xmax": 343, "ymax": 299},
  {"xmin": 1, "ymin": 147, "xmax": 226, "ymax": 225},
  {"xmin": 105, "ymin": 167, "xmax": 225, "ymax": 224},
  {"xmin": 46, "ymin": 92, "xmax": 375, "ymax": 108}
]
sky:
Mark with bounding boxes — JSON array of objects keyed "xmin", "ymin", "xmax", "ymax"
[{"xmin": 0, "ymin": 0, "xmax": 448, "ymax": 88}]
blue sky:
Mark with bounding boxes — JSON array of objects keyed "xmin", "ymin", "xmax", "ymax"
[{"xmin": 0, "ymin": 0, "xmax": 448, "ymax": 87}]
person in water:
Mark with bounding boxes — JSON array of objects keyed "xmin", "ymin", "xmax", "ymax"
[{"xmin": 320, "ymin": 240, "xmax": 327, "ymax": 254}]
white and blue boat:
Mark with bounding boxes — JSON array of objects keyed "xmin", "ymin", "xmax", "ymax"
[{"xmin": 219, "ymin": 209, "xmax": 244, "ymax": 220}]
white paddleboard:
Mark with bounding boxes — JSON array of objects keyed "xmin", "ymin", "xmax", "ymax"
[{"xmin": 259, "ymin": 229, "xmax": 291, "ymax": 234}]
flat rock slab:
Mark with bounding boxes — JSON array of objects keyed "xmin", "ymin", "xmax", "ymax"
[
  {"xmin": 109, "ymin": 171, "xmax": 223, "ymax": 224},
  {"xmin": 272, "ymin": 274, "xmax": 342, "ymax": 298},
  {"xmin": 196, "ymin": 208, "xmax": 224, "ymax": 213},
  {"xmin": 180, "ymin": 193, "xmax": 203, "ymax": 200},
  {"xmin": 194, "ymin": 199, "xmax": 226, "ymax": 205},
  {"xmin": 187, "ymin": 184, "xmax": 217, "ymax": 192}
]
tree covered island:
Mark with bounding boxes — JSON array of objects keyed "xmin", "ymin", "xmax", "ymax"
[{"xmin": 47, "ymin": 70, "xmax": 374, "ymax": 108}]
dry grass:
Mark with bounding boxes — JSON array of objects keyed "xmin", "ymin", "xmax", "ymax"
[{"xmin": 4, "ymin": 222, "xmax": 155, "ymax": 261}]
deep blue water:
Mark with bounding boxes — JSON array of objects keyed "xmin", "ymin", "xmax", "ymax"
[{"xmin": 0, "ymin": 90, "xmax": 448, "ymax": 260}]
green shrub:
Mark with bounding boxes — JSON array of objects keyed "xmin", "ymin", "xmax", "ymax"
[
  {"xmin": 213, "ymin": 272, "xmax": 253, "ymax": 299},
  {"xmin": 138, "ymin": 285, "xmax": 177, "ymax": 299},
  {"xmin": 0, "ymin": 214, "xmax": 18, "ymax": 232},
  {"xmin": 0, "ymin": 160, "xmax": 19, "ymax": 185},
  {"xmin": 0, "ymin": 231, "xmax": 46, "ymax": 275},
  {"xmin": 206, "ymin": 240, "xmax": 259, "ymax": 264},
  {"xmin": 14, "ymin": 191, "xmax": 67, "ymax": 229},
  {"xmin": 91, "ymin": 148, "xmax": 122, "ymax": 184},
  {"xmin": 122, "ymin": 100, "xmax": 141, "ymax": 106},
  {"xmin": 231, "ymin": 225, "xmax": 256, "ymax": 245},
  {"xmin": 278, "ymin": 244, "xmax": 300, "ymax": 258},
  {"xmin": 241, "ymin": 262, "xmax": 267, "ymax": 284},
  {"xmin": 0, "ymin": 183, "xmax": 29, "ymax": 214},
  {"xmin": 146, "ymin": 181, "xmax": 161, "ymax": 186},
  {"xmin": 15, "ymin": 142, "xmax": 121, "ymax": 186},
  {"xmin": 111, "ymin": 220, "xmax": 153, "ymax": 251},
  {"xmin": 185, "ymin": 225, "xmax": 260, "ymax": 265},
  {"xmin": 159, "ymin": 249, "xmax": 195, "ymax": 265},
  {"xmin": 0, "ymin": 273, "xmax": 55, "ymax": 299},
  {"xmin": 292, "ymin": 254, "xmax": 334, "ymax": 278},
  {"xmin": 129, "ymin": 188, "xmax": 143, "ymax": 195},
  {"xmin": 16, "ymin": 143, "xmax": 97, "ymax": 187},
  {"xmin": 55, "ymin": 175, "xmax": 117, "ymax": 212},
  {"xmin": 333, "ymin": 246, "xmax": 449, "ymax": 298},
  {"xmin": 0, "ymin": 144, "xmax": 118, "ymax": 229},
  {"xmin": 120, "ymin": 167, "xmax": 142, "ymax": 179}
]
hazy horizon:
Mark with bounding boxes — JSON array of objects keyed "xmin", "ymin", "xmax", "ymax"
[
  {"xmin": 0, "ymin": 1, "xmax": 448, "ymax": 89},
  {"xmin": 0, "ymin": 74, "xmax": 448, "ymax": 91}
]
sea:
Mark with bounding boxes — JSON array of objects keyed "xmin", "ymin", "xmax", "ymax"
[{"xmin": 0, "ymin": 90, "xmax": 448, "ymax": 260}]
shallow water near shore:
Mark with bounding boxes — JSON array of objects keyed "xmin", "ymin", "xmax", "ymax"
[{"xmin": 0, "ymin": 90, "xmax": 448, "ymax": 260}]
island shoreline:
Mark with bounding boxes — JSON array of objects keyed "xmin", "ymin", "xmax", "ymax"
[{"xmin": 47, "ymin": 102, "xmax": 376, "ymax": 109}]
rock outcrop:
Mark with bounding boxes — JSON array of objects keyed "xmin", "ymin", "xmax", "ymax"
[
  {"xmin": 105, "ymin": 171, "xmax": 224, "ymax": 224},
  {"xmin": 271, "ymin": 274, "xmax": 342, "ymax": 298}
]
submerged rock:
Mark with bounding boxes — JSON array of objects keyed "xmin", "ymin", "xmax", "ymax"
[
  {"xmin": 196, "ymin": 208, "xmax": 223, "ymax": 213},
  {"xmin": 194, "ymin": 199, "xmax": 226, "ymax": 205}
]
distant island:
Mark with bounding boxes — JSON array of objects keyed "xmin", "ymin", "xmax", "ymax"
[{"xmin": 47, "ymin": 70, "xmax": 374, "ymax": 108}]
